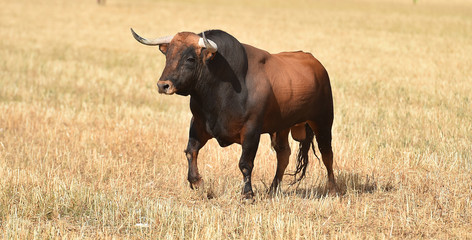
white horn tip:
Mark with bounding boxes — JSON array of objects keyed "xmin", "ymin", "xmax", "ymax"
[
  {"xmin": 198, "ymin": 37, "xmax": 218, "ymax": 52},
  {"xmin": 198, "ymin": 38, "xmax": 205, "ymax": 47}
]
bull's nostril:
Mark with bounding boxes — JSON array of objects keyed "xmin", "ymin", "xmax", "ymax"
[
  {"xmin": 158, "ymin": 82, "xmax": 170, "ymax": 93},
  {"xmin": 157, "ymin": 81, "xmax": 174, "ymax": 94}
]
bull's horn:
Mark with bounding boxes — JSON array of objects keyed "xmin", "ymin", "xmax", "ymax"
[
  {"xmin": 130, "ymin": 28, "xmax": 174, "ymax": 46},
  {"xmin": 198, "ymin": 31, "xmax": 218, "ymax": 53}
]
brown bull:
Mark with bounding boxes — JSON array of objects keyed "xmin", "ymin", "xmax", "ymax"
[{"xmin": 131, "ymin": 29, "xmax": 336, "ymax": 198}]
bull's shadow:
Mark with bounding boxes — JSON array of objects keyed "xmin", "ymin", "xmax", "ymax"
[{"xmin": 279, "ymin": 171, "xmax": 394, "ymax": 199}]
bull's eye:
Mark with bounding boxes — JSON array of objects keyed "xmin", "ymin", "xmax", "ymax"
[{"xmin": 186, "ymin": 57, "xmax": 196, "ymax": 63}]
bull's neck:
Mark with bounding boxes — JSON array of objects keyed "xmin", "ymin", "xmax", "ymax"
[{"xmin": 190, "ymin": 75, "xmax": 247, "ymax": 117}]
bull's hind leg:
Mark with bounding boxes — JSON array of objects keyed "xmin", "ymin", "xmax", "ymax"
[
  {"xmin": 269, "ymin": 129, "xmax": 291, "ymax": 194},
  {"xmin": 308, "ymin": 121, "xmax": 337, "ymax": 195}
]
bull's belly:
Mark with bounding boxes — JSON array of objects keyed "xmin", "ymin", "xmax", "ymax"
[
  {"xmin": 261, "ymin": 115, "xmax": 309, "ymax": 134},
  {"xmin": 201, "ymin": 102, "xmax": 320, "ymax": 145},
  {"xmin": 261, "ymin": 105, "xmax": 316, "ymax": 134}
]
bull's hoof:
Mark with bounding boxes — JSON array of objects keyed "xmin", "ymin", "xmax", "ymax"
[
  {"xmin": 241, "ymin": 191, "xmax": 255, "ymax": 204},
  {"xmin": 326, "ymin": 182, "xmax": 338, "ymax": 197},
  {"xmin": 189, "ymin": 178, "xmax": 203, "ymax": 190},
  {"xmin": 268, "ymin": 186, "xmax": 282, "ymax": 197}
]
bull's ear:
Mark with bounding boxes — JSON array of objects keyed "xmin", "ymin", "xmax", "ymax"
[
  {"xmin": 159, "ymin": 44, "xmax": 168, "ymax": 55},
  {"xmin": 201, "ymin": 49, "xmax": 216, "ymax": 63}
]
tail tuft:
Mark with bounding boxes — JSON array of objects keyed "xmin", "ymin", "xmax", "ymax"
[{"xmin": 288, "ymin": 123, "xmax": 315, "ymax": 185}]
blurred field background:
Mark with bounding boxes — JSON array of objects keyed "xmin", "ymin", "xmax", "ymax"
[{"xmin": 1, "ymin": 0, "xmax": 471, "ymax": 238}]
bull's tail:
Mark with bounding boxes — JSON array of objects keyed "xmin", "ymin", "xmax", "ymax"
[{"xmin": 289, "ymin": 123, "xmax": 316, "ymax": 185}]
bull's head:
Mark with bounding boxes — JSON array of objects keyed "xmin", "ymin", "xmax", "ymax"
[{"xmin": 131, "ymin": 28, "xmax": 217, "ymax": 96}]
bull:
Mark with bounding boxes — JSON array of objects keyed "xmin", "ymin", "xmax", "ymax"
[{"xmin": 131, "ymin": 29, "xmax": 336, "ymax": 198}]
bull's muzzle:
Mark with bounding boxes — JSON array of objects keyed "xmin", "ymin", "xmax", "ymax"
[{"xmin": 157, "ymin": 80, "xmax": 176, "ymax": 95}]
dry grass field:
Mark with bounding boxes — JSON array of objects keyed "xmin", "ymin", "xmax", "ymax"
[{"xmin": 1, "ymin": 0, "xmax": 471, "ymax": 238}]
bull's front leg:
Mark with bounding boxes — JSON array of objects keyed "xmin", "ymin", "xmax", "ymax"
[
  {"xmin": 185, "ymin": 117, "xmax": 210, "ymax": 190},
  {"xmin": 239, "ymin": 125, "xmax": 261, "ymax": 199}
]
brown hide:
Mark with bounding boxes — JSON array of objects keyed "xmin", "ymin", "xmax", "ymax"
[
  {"xmin": 237, "ymin": 44, "xmax": 335, "ymax": 195},
  {"xmin": 243, "ymin": 44, "xmax": 333, "ymax": 135}
]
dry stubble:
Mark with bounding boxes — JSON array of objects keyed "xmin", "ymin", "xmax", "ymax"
[{"xmin": 1, "ymin": 0, "xmax": 471, "ymax": 238}]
